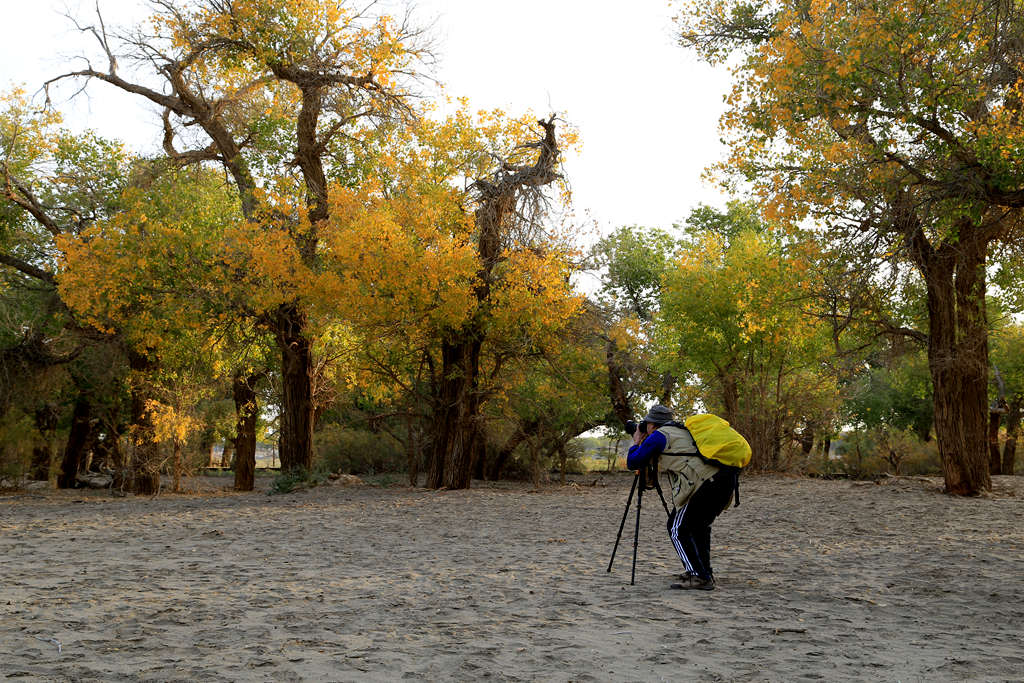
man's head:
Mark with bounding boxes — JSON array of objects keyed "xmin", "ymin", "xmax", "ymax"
[{"xmin": 642, "ymin": 404, "xmax": 673, "ymax": 430}]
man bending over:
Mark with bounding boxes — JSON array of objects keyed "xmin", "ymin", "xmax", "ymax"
[{"xmin": 626, "ymin": 404, "xmax": 737, "ymax": 591}]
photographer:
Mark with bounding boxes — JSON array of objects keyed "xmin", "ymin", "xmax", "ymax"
[{"xmin": 626, "ymin": 405, "xmax": 736, "ymax": 591}]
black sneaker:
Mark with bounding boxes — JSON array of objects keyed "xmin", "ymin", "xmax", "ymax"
[{"xmin": 670, "ymin": 575, "xmax": 715, "ymax": 591}]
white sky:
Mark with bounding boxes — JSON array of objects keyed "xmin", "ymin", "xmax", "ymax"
[{"xmin": 0, "ymin": 0, "xmax": 733, "ymax": 239}]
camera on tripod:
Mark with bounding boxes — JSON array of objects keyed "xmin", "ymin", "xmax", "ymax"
[
  {"xmin": 608, "ymin": 416, "xmax": 670, "ymax": 585},
  {"xmin": 623, "ymin": 419, "xmax": 657, "ymax": 489},
  {"xmin": 624, "ymin": 419, "xmax": 645, "ymax": 436}
]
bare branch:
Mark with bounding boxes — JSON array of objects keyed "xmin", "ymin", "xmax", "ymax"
[
  {"xmin": 161, "ymin": 109, "xmax": 222, "ymax": 165},
  {"xmin": 2, "ymin": 170, "xmax": 64, "ymax": 237},
  {"xmin": 0, "ymin": 252, "xmax": 56, "ymax": 284}
]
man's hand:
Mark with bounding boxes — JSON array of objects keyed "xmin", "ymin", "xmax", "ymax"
[{"xmin": 632, "ymin": 425, "xmax": 645, "ymax": 446}]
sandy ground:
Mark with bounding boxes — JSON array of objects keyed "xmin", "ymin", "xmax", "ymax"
[{"xmin": 1, "ymin": 472, "xmax": 1022, "ymax": 682}]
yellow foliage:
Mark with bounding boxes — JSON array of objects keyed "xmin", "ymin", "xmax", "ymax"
[{"xmin": 146, "ymin": 400, "xmax": 201, "ymax": 444}]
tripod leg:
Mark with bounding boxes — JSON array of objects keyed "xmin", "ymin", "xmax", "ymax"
[
  {"xmin": 607, "ymin": 473, "xmax": 639, "ymax": 573},
  {"xmin": 631, "ymin": 483, "xmax": 644, "ymax": 586}
]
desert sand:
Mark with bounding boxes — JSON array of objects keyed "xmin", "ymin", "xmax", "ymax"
[{"xmin": 1, "ymin": 473, "xmax": 1022, "ymax": 682}]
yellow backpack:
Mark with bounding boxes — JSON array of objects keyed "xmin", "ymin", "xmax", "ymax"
[{"xmin": 683, "ymin": 414, "xmax": 752, "ymax": 469}]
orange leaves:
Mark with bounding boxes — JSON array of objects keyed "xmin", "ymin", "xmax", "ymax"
[
  {"xmin": 318, "ymin": 182, "xmax": 479, "ymax": 336},
  {"xmin": 159, "ymin": 0, "xmax": 421, "ymax": 95},
  {"xmin": 490, "ymin": 244, "xmax": 584, "ymax": 341},
  {"xmin": 146, "ymin": 399, "xmax": 202, "ymax": 445},
  {"xmin": 689, "ymin": 0, "xmax": 1024, "ymax": 231}
]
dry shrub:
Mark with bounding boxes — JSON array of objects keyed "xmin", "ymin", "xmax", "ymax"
[{"xmin": 805, "ymin": 427, "xmax": 940, "ymax": 479}]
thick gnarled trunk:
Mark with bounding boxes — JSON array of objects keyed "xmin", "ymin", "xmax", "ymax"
[
  {"xmin": 425, "ymin": 118, "xmax": 561, "ymax": 490},
  {"xmin": 127, "ymin": 351, "xmax": 161, "ymax": 495},
  {"xmin": 911, "ymin": 226, "xmax": 991, "ymax": 495},
  {"xmin": 275, "ymin": 304, "xmax": 314, "ymax": 472},
  {"xmin": 427, "ymin": 337, "xmax": 483, "ymax": 489}
]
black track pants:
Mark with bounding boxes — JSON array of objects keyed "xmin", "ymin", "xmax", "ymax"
[{"xmin": 667, "ymin": 472, "xmax": 734, "ymax": 580}]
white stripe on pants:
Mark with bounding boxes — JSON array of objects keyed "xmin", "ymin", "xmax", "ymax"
[{"xmin": 670, "ymin": 502, "xmax": 696, "ymax": 574}]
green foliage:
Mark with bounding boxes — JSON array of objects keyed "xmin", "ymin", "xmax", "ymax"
[
  {"xmin": 683, "ymin": 200, "xmax": 767, "ymax": 247},
  {"xmin": 656, "ymin": 206, "xmax": 839, "ymax": 468},
  {"xmin": 991, "ymin": 324, "xmax": 1024, "ymax": 400},
  {"xmin": 991, "ymin": 250, "xmax": 1024, "ymax": 316},
  {"xmin": 0, "ymin": 411, "xmax": 33, "ymax": 482},
  {"xmin": 843, "ymin": 352, "xmax": 933, "ymax": 441},
  {"xmin": 268, "ymin": 467, "xmax": 328, "ymax": 495},
  {"xmin": 313, "ymin": 425, "xmax": 405, "ymax": 475},
  {"xmin": 590, "ymin": 225, "xmax": 675, "ymax": 320}
]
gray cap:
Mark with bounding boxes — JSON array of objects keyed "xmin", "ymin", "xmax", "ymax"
[{"xmin": 643, "ymin": 404, "xmax": 673, "ymax": 426}]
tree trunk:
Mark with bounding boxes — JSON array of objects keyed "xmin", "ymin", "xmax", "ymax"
[
  {"xmin": 172, "ymin": 441, "xmax": 182, "ymax": 493},
  {"xmin": 128, "ymin": 351, "xmax": 161, "ymax": 496},
  {"xmin": 406, "ymin": 415, "xmax": 420, "ymax": 487},
  {"xmin": 425, "ymin": 118, "xmax": 560, "ymax": 490},
  {"xmin": 28, "ymin": 447, "xmax": 50, "ymax": 481},
  {"xmin": 914, "ymin": 418, "xmax": 933, "ymax": 443},
  {"xmin": 660, "ymin": 371, "xmax": 676, "ymax": 406},
  {"xmin": 721, "ymin": 376, "xmax": 740, "ymax": 425},
  {"xmin": 57, "ymin": 398, "xmax": 92, "ymax": 488},
  {"xmin": 909, "ymin": 225, "xmax": 991, "ymax": 495},
  {"xmin": 529, "ymin": 440, "xmax": 542, "ymax": 487},
  {"xmin": 233, "ymin": 373, "xmax": 259, "ymax": 492},
  {"xmin": 275, "ymin": 303, "xmax": 315, "ymax": 472},
  {"xmin": 29, "ymin": 403, "xmax": 59, "ymax": 481},
  {"xmin": 219, "ymin": 440, "xmax": 234, "ymax": 468},
  {"xmin": 1003, "ymin": 398, "xmax": 1021, "ymax": 475},
  {"xmin": 427, "ymin": 337, "xmax": 483, "ymax": 489},
  {"xmin": 988, "ymin": 410, "xmax": 1003, "ymax": 476},
  {"xmin": 605, "ymin": 339, "xmax": 633, "ymax": 425},
  {"xmin": 488, "ymin": 426, "xmax": 531, "ymax": 480}
]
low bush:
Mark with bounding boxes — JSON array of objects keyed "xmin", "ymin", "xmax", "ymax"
[
  {"xmin": 268, "ymin": 467, "xmax": 328, "ymax": 494},
  {"xmin": 0, "ymin": 412, "xmax": 34, "ymax": 485},
  {"xmin": 314, "ymin": 425, "xmax": 405, "ymax": 475},
  {"xmin": 805, "ymin": 427, "xmax": 941, "ymax": 479}
]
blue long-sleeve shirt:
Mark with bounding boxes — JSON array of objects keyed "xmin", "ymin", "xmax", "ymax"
[{"xmin": 626, "ymin": 430, "xmax": 667, "ymax": 470}]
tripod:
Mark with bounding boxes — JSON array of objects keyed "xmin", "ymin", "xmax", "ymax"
[{"xmin": 607, "ymin": 461, "xmax": 671, "ymax": 585}]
